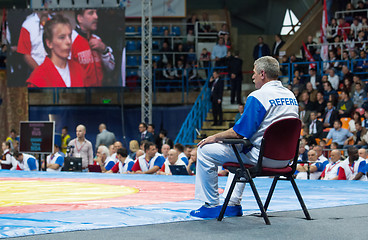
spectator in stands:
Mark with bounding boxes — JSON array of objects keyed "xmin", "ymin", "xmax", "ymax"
[
  {"xmin": 301, "ymin": 35, "xmax": 317, "ymax": 60},
  {"xmin": 323, "ymin": 81, "xmax": 338, "ymax": 102},
  {"xmin": 129, "ymin": 140, "xmax": 139, "ymax": 159},
  {"xmin": 326, "ymin": 119, "xmax": 354, "ymax": 148},
  {"xmin": 186, "ymin": 47, "xmax": 197, "ymax": 65},
  {"xmin": 163, "ymin": 62, "xmax": 177, "ymax": 89},
  {"xmin": 61, "ymin": 126, "xmax": 71, "ymax": 155},
  {"xmin": 223, "ymin": 34, "xmax": 232, "ymax": 50},
  {"xmin": 93, "ymin": 145, "xmax": 115, "ymax": 172},
  {"xmin": 6, "ymin": 129, "xmax": 17, "ymax": 150},
  {"xmin": 349, "ymin": 112, "xmax": 362, "ymax": 133},
  {"xmin": 174, "ymin": 143, "xmax": 189, "ymax": 165},
  {"xmin": 306, "ymin": 68, "xmax": 321, "ymax": 91},
  {"xmin": 1, "ymin": 141, "xmax": 14, "ymax": 169},
  {"xmin": 292, "ymin": 70, "xmax": 305, "ymax": 93},
  {"xmin": 342, "ymin": 50, "xmax": 350, "ymax": 62},
  {"xmin": 355, "ymin": 31, "xmax": 366, "ymax": 51},
  {"xmin": 362, "ymin": 17, "xmax": 368, "ymax": 32},
  {"xmin": 211, "ymin": 38, "xmax": 227, "ymax": 67},
  {"xmin": 352, "ymin": 82, "xmax": 366, "ymax": 108},
  {"xmin": 158, "ymin": 129, "xmax": 173, "ymax": 150},
  {"xmin": 271, "ymin": 34, "xmax": 285, "ymax": 59},
  {"xmin": 228, "ymin": 50, "xmax": 243, "ymax": 104},
  {"xmin": 345, "ymin": 3, "xmax": 355, "ymax": 23},
  {"xmin": 107, "ymin": 147, "xmax": 134, "ymax": 174},
  {"xmin": 160, "ymin": 42, "xmax": 173, "ymax": 65},
  {"xmin": 12, "ymin": 151, "xmax": 38, "ymax": 171},
  {"xmin": 158, "ymin": 149, "xmax": 186, "ymax": 175},
  {"xmin": 315, "ymin": 91, "xmax": 327, "ymax": 117},
  {"xmin": 355, "ymin": 1, "xmax": 367, "ymax": 20},
  {"xmin": 68, "ymin": 124, "xmax": 94, "ymax": 170},
  {"xmin": 322, "ymin": 101, "xmax": 339, "ymax": 128},
  {"xmin": 186, "ymin": 14, "xmax": 199, "ymax": 34},
  {"xmin": 252, "ymin": 36, "xmax": 270, "ymax": 60},
  {"xmin": 347, "ymin": 121, "xmax": 368, "ymax": 148},
  {"xmin": 337, "ymin": 90, "xmax": 354, "ymax": 117},
  {"xmin": 185, "ymin": 29, "xmax": 195, "ymax": 48},
  {"xmin": 300, "ymin": 91, "xmax": 315, "ymax": 112},
  {"xmin": 138, "ymin": 122, "xmax": 154, "ymax": 143},
  {"xmin": 175, "ymin": 59, "xmax": 185, "ymax": 82},
  {"xmin": 42, "ymin": 144, "xmax": 64, "ymax": 172},
  {"xmin": 337, "ymin": 17, "xmax": 351, "ymax": 37},
  {"xmin": 175, "ymin": 43, "xmax": 187, "ymax": 65},
  {"xmin": 161, "ymin": 144, "xmax": 170, "ymax": 160},
  {"xmin": 95, "ymin": 123, "xmax": 116, "ymax": 150},
  {"xmin": 338, "ymin": 147, "xmax": 367, "ymax": 180},
  {"xmin": 328, "ymin": 68, "xmax": 340, "ymax": 90},
  {"xmin": 350, "ymin": 18, "xmax": 362, "ymax": 38},
  {"xmin": 200, "ymin": 12, "xmax": 215, "ymax": 33},
  {"xmin": 327, "ymin": 18, "xmax": 339, "ymax": 42},
  {"xmin": 218, "ymin": 24, "xmax": 229, "ymax": 38},
  {"xmin": 162, "ymin": 29, "xmax": 170, "ymax": 45},
  {"xmin": 306, "ymin": 82, "xmax": 318, "ymax": 102},
  {"xmin": 363, "ymin": 110, "xmax": 368, "ymax": 128},
  {"xmin": 299, "ymin": 102, "xmax": 310, "ymax": 128},
  {"xmin": 131, "ymin": 142, "xmax": 165, "ymax": 174},
  {"xmin": 342, "ymin": 65, "xmax": 354, "ymax": 83},
  {"xmin": 209, "ymin": 70, "xmax": 224, "ymax": 126},
  {"xmin": 200, "ymin": 48, "xmax": 211, "ymax": 69},
  {"xmin": 356, "ymin": 50, "xmax": 368, "ymax": 71},
  {"xmin": 187, "ymin": 147, "xmax": 197, "ymax": 175},
  {"xmin": 308, "ymin": 111, "xmax": 324, "ymax": 142},
  {"xmin": 296, "ymin": 149, "xmax": 328, "ymax": 180},
  {"xmin": 320, "ymin": 150, "xmax": 342, "ymax": 180},
  {"xmin": 328, "ymin": 50, "xmax": 340, "ymax": 71}
]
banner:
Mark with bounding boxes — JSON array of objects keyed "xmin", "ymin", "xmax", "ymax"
[
  {"xmin": 125, "ymin": 0, "xmax": 186, "ymax": 17},
  {"xmin": 6, "ymin": 8, "xmax": 125, "ymax": 88},
  {"xmin": 302, "ymin": 41, "xmax": 316, "ymax": 69}
]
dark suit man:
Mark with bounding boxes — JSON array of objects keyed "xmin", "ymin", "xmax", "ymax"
[
  {"xmin": 228, "ymin": 50, "xmax": 243, "ymax": 104},
  {"xmin": 138, "ymin": 122, "xmax": 154, "ymax": 143},
  {"xmin": 322, "ymin": 101, "xmax": 339, "ymax": 128},
  {"xmin": 271, "ymin": 34, "xmax": 285, "ymax": 59},
  {"xmin": 209, "ymin": 71, "xmax": 224, "ymax": 126},
  {"xmin": 253, "ymin": 36, "xmax": 270, "ymax": 60},
  {"xmin": 308, "ymin": 112, "xmax": 324, "ymax": 140}
]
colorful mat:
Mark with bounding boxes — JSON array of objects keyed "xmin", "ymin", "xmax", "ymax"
[{"xmin": 0, "ymin": 170, "xmax": 367, "ymax": 238}]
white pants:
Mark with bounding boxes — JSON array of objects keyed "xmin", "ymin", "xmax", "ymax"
[{"xmin": 195, "ymin": 142, "xmax": 288, "ymax": 206}]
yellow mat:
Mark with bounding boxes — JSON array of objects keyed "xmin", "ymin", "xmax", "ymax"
[{"xmin": 0, "ymin": 180, "xmax": 139, "ymax": 207}]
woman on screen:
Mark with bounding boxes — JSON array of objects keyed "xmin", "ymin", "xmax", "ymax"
[{"xmin": 26, "ymin": 15, "xmax": 85, "ymax": 88}]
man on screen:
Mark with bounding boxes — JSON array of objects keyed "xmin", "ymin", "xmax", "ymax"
[
  {"xmin": 72, "ymin": 9, "xmax": 115, "ymax": 87},
  {"xmin": 17, "ymin": 10, "xmax": 51, "ymax": 70}
]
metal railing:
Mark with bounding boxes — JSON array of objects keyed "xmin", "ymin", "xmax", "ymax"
[
  {"xmin": 174, "ymin": 70, "xmax": 212, "ymax": 145},
  {"xmin": 335, "ymin": 9, "xmax": 368, "ymax": 19}
]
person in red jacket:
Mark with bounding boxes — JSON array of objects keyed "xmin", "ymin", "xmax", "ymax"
[{"xmin": 27, "ymin": 14, "xmax": 85, "ymax": 88}]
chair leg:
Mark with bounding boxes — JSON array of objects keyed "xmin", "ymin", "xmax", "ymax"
[
  {"xmin": 247, "ymin": 171, "xmax": 271, "ymax": 225},
  {"xmin": 264, "ymin": 176, "xmax": 279, "ymax": 211},
  {"xmin": 289, "ymin": 177, "xmax": 312, "ymax": 220},
  {"xmin": 217, "ymin": 171, "xmax": 239, "ymax": 221}
]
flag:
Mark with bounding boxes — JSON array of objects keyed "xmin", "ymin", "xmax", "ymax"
[
  {"xmin": 121, "ymin": 47, "xmax": 126, "ymax": 87},
  {"xmin": 320, "ymin": 0, "xmax": 329, "ymax": 63},
  {"xmin": 302, "ymin": 41, "xmax": 316, "ymax": 69}
]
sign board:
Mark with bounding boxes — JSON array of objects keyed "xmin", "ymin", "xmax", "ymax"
[{"xmin": 19, "ymin": 121, "xmax": 55, "ymax": 154}]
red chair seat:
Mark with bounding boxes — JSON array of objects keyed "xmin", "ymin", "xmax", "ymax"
[{"xmin": 223, "ymin": 162, "xmax": 293, "ymax": 176}]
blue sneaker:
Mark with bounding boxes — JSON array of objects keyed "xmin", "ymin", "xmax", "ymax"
[
  {"xmin": 190, "ymin": 205, "xmax": 221, "ymax": 218},
  {"xmin": 224, "ymin": 205, "xmax": 243, "ymax": 217}
]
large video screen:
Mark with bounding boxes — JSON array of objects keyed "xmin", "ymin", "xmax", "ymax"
[{"xmin": 6, "ymin": 8, "xmax": 125, "ymax": 88}]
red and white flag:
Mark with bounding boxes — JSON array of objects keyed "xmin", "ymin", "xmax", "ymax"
[
  {"xmin": 302, "ymin": 41, "xmax": 316, "ymax": 69},
  {"xmin": 1, "ymin": 8, "xmax": 7, "ymax": 45},
  {"xmin": 320, "ymin": 0, "xmax": 329, "ymax": 62}
]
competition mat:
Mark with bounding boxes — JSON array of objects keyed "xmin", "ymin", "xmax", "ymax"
[{"xmin": 0, "ymin": 170, "xmax": 367, "ymax": 238}]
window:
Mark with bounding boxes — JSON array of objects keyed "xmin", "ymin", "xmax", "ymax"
[{"xmin": 281, "ymin": 9, "xmax": 301, "ymax": 35}]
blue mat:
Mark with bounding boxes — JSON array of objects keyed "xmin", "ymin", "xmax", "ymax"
[{"xmin": 0, "ymin": 170, "xmax": 367, "ymax": 238}]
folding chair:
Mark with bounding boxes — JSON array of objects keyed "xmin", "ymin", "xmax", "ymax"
[{"xmin": 217, "ymin": 118, "xmax": 311, "ymax": 224}]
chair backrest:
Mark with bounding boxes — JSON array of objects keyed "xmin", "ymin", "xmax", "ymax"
[{"xmin": 262, "ymin": 118, "xmax": 301, "ymax": 161}]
